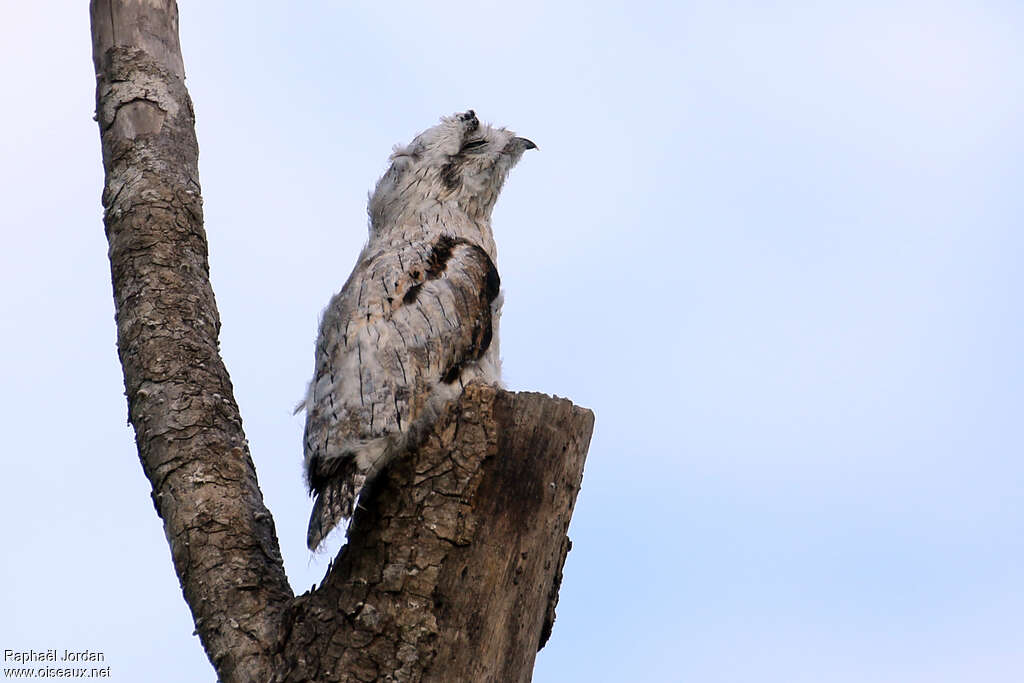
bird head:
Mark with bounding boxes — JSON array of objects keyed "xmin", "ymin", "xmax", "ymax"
[{"xmin": 369, "ymin": 110, "xmax": 536, "ymax": 229}]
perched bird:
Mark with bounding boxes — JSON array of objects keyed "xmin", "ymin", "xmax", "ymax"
[{"xmin": 297, "ymin": 110, "xmax": 536, "ymax": 550}]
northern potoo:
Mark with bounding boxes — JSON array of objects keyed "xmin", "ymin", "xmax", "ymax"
[{"xmin": 297, "ymin": 111, "xmax": 536, "ymax": 549}]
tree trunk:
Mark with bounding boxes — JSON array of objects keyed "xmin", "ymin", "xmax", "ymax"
[
  {"xmin": 89, "ymin": 1, "xmax": 293, "ymax": 680},
  {"xmin": 90, "ymin": 3, "xmax": 594, "ymax": 682}
]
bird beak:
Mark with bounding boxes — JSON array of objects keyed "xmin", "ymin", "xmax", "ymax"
[{"xmin": 515, "ymin": 137, "xmax": 538, "ymax": 151}]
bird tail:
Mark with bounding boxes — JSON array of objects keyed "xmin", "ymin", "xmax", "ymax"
[
  {"xmin": 305, "ymin": 438, "xmax": 392, "ymax": 551},
  {"xmin": 306, "ymin": 476, "xmax": 358, "ymax": 551}
]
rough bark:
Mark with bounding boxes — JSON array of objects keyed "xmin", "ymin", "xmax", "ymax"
[
  {"xmin": 90, "ymin": 3, "xmax": 594, "ymax": 682},
  {"xmin": 90, "ymin": 2, "xmax": 293, "ymax": 680},
  {"xmin": 273, "ymin": 385, "xmax": 594, "ymax": 683}
]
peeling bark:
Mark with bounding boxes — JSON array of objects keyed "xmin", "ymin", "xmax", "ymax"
[{"xmin": 90, "ymin": 3, "xmax": 593, "ymax": 682}]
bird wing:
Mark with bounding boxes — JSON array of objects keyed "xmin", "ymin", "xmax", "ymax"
[{"xmin": 302, "ymin": 233, "xmax": 499, "ymax": 548}]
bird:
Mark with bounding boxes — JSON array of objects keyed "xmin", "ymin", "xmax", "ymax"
[{"xmin": 296, "ymin": 110, "xmax": 536, "ymax": 550}]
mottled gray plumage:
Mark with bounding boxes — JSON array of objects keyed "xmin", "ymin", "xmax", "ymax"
[{"xmin": 298, "ymin": 111, "xmax": 535, "ymax": 549}]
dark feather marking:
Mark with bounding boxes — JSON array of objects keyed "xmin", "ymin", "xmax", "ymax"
[
  {"xmin": 441, "ymin": 363, "xmax": 462, "ymax": 384},
  {"xmin": 477, "ymin": 319, "xmax": 493, "ymax": 357},
  {"xmin": 456, "ymin": 284, "xmax": 471, "ymax": 310},
  {"xmin": 356, "ymin": 340, "xmax": 365, "ymax": 406},
  {"xmin": 426, "ymin": 234, "xmax": 459, "ymax": 277},
  {"xmin": 416, "ymin": 303, "xmax": 436, "ymax": 335},
  {"xmin": 403, "ymin": 283, "xmax": 423, "ymax": 304},
  {"xmin": 434, "ymin": 240, "xmax": 501, "ymax": 384},
  {"xmin": 434, "ymin": 292, "xmax": 452, "ymax": 327},
  {"xmin": 393, "ymin": 320, "xmax": 408, "ymax": 347},
  {"xmin": 395, "ymin": 349, "xmax": 408, "ymax": 384},
  {"xmin": 440, "ymin": 158, "xmax": 463, "ymax": 191},
  {"xmin": 483, "ymin": 257, "xmax": 500, "ymax": 301}
]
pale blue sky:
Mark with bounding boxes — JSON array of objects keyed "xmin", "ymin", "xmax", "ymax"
[{"xmin": 2, "ymin": 2, "xmax": 1022, "ymax": 681}]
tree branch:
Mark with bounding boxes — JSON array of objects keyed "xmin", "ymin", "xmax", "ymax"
[{"xmin": 89, "ymin": 2, "xmax": 293, "ymax": 680}]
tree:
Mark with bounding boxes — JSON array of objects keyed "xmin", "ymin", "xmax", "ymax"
[{"xmin": 89, "ymin": 2, "xmax": 594, "ymax": 681}]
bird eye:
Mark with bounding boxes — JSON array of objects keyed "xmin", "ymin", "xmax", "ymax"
[{"xmin": 461, "ymin": 138, "xmax": 488, "ymax": 151}]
